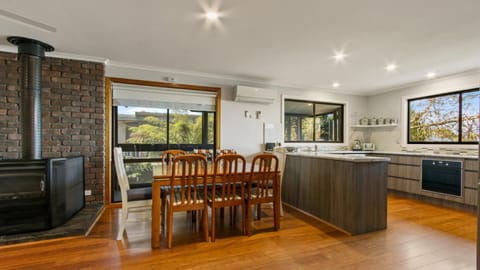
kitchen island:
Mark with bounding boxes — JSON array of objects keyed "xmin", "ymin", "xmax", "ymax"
[{"xmin": 282, "ymin": 152, "xmax": 389, "ymax": 235}]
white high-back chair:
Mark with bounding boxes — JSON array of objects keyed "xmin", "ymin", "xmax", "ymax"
[
  {"xmin": 272, "ymin": 147, "xmax": 287, "ymax": 216},
  {"xmin": 113, "ymin": 147, "xmax": 152, "ymax": 240}
]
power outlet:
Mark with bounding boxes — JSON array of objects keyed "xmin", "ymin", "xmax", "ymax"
[{"xmin": 84, "ymin": 190, "xmax": 92, "ymax": 196}]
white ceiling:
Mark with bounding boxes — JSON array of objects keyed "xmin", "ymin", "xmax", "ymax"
[{"xmin": 1, "ymin": 0, "xmax": 479, "ymax": 95}]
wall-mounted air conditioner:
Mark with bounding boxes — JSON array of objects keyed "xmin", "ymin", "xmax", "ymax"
[{"xmin": 234, "ymin": 85, "xmax": 275, "ymax": 104}]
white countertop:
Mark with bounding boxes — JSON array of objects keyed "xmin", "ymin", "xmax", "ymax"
[
  {"xmin": 328, "ymin": 151, "xmax": 478, "ymax": 160},
  {"xmin": 287, "ymin": 152, "xmax": 390, "ymax": 163}
]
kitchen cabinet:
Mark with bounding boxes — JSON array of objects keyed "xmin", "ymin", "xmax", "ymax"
[
  {"xmin": 369, "ymin": 153, "xmax": 478, "ymax": 207},
  {"xmin": 283, "ymin": 153, "xmax": 388, "ymax": 235}
]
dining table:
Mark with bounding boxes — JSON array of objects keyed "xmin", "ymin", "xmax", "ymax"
[{"xmin": 150, "ymin": 163, "xmax": 280, "ymax": 248}]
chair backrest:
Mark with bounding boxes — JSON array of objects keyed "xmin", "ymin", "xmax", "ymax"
[
  {"xmin": 170, "ymin": 155, "xmax": 208, "ymax": 206},
  {"xmin": 194, "ymin": 149, "xmax": 213, "ymax": 162},
  {"xmin": 161, "ymin": 149, "xmax": 186, "ymax": 169},
  {"xmin": 213, "ymin": 154, "xmax": 246, "ymax": 202},
  {"xmin": 272, "ymin": 147, "xmax": 287, "ymax": 177},
  {"xmin": 113, "ymin": 147, "xmax": 130, "ymax": 203},
  {"xmin": 215, "ymin": 149, "xmax": 236, "ymax": 160},
  {"xmin": 248, "ymin": 153, "xmax": 279, "ymax": 199}
]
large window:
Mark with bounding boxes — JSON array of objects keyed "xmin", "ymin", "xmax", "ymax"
[
  {"xmin": 284, "ymin": 99, "xmax": 344, "ymax": 143},
  {"xmin": 115, "ymin": 106, "xmax": 214, "ymax": 150},
  {"xmin": 408, "ymin": 88, "xmax": 479, "ymax": 144},
  {"xmin": 108, "ymin": 78, "xmax": 220, "ymax": 203}
]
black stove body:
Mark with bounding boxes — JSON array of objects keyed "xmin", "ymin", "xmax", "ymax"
[{"xmin": 0, "ymin": 157, "xmax": 84, "ymax": 235}]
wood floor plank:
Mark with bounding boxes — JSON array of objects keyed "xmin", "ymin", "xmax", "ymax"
[{"xmin": 0, "ymin": 194, "xmax": 476, "ymax": 269}]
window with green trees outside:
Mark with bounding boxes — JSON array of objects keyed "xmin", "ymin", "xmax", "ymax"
[
  {"xmin": 408, "ymin": 88, "xmax": 479, "ymax": 144},
  {"xmin": 284, "ymin": 99, "xmax": 344, "ymax": 143}
]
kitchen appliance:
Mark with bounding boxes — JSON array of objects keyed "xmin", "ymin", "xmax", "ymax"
[
  {"xmin": 265, "ymin": 142, "xmax": 276, "ymax": 151},
  {"xmin": 352, "ymin": 139, "xmax": 362, "ymax": 151},
  {"xmin": 362, "ymin": 143, "xmax": 375, "ymax": 151},
  {"xmin": 422, "ymin": 159, "xmax": 462, "ymax": 196}
]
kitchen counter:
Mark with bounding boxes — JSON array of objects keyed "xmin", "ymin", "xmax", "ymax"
[
  {"xmin": 328, "ymin": 150, "xmax": 478, "ymax": 160},
  {"xmin": 286, "ymin": 151, "xmax": 390, "ymax": 163},
  {"xmin": 282, "ymin": 153, "xmax": 388, "ymax": 235}
]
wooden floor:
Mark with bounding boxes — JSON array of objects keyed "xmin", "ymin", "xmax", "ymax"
[{"xmin": 0, "ymin": 194, "xmax": 477, "ymax": 269}]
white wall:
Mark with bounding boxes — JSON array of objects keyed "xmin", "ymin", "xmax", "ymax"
[
  {"xmin": 366, "ymin": 69, "xmax": 480, "ymax": 152},
  {"xmin": 106, "ymin": 63, "xmax": 368, "ymax": 159}
]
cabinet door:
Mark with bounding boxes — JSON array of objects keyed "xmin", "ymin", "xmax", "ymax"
[{"xmin": 282, "ymin": 155, "xmax": 301, "ymax": 207}]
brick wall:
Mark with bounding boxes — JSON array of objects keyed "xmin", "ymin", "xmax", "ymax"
[{"xmin": 0, "ymin": 51, "xmax": 105, "ymax": 205}]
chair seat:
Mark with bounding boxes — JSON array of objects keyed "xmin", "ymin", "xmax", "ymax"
[
  {"xmin": 208, "ymin": 189, "xmax": 242, "ymax": 202},
  {"xmin": 245, "ymin": 188, "xmax": 274, "ymax": 199},
  {"xmin": 167, "ymin": 192, "xmax": 205, "ymax": 206},
  {"xmin": 127, "ymin": 187, "xmax": 152, "ymax": 201}
]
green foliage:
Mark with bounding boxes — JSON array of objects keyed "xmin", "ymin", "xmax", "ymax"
[
  {"xmin": 125, "ymin": 162, "xmax": 153, "ymax": 184},
  {"xmin": 127, "ymin": 116, "xmax": 166, "ymax": 144}
]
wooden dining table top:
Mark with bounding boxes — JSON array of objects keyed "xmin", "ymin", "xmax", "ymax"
[{"xmin": 152, "ymin": 163, "xmax": 275, "ymax": 181}]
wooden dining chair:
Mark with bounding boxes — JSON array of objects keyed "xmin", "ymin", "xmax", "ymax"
[
  {"xmin": 194, "ymin": 149, "xmax": 214, "ymax": 163},
  {"xmin": 272, "ymin": 147, "xmax": 287, "ymax": 216},
  {"xmin": 214, "ymin": 149, "xmax": 236, "ymax": 161},
  {"xmin": 113, "ymin": 147, "xmax": 152, "ymax": 240},
  {"xmin": 165, "ymin": 155, "xmax": 209, "ymax": 248},
  {"xmin": 160, "ymin": 149, "xmax": 186, "ymax": 169},
  {"xmin": 244, "ymin": 153, "xmax": 280, "ymax": 236},
  {"xmin": 210, "ymin": 154, "xmax": 247, "ymax": 241},
  {"xmin": 160, "ymin": 149, "xmax": 186, "ymax": 229}
]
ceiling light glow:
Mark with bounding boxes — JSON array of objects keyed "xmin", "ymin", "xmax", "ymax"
[
  {"xmin": 426, "ymin": 72, "xmax": 436, "ymax": 79},
  {"xmin": 332, "ymin": 82, "xmax": 340, "ymax": 88},
  {"xmin": 205, "ymin": 11, "xmax": 219, "ymax": 20},
  {"xmin": 385, "ymin": 63, "xmax": 397, "ymax": 72},
  {"xmin": 333, "ymin": 51, "xmax": 347, "ymax": 62}
]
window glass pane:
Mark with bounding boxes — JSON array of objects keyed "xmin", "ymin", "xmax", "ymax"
[
  {"xmin": 409, "ymin": 94, "xmax": 460, "ymax": 142},
  {"xmin": 314, "ymin": 104, "xmax": 343, "ymax": 142},
  {"xmin": 284, "ymin": 115, "xmax": 299, "ymax": 141},
  {"xmin": 300, "ymin": 117, "xmax": 314, "ymax": 141},
  {"xmin": 461, "ymin": 91, "xmax": 479, "ymax": 142},
  {"xmin": 169, "ymin": 109, "xmax": 202, "ymax": 144},
  {"xmin": 207, "ymin": 112, "xmax": 215, "ymax": 144},
  {"xmin": 284, "ymin": 100, "xmax": 313, "ymax": 142},
  {"xmin": 284, "ymin": 100, "xmax": 343, "ymax": 142},
  {"xmin": 316, "ymin": 113, "xmax": 334, "ymax": 141},
  {"xmin": 125, "ymin": 161, "xmax": 154, "ymax": 186},
  {"xmin": 117, "ymin": 106, "xmax": 167, "ymax": 144}
]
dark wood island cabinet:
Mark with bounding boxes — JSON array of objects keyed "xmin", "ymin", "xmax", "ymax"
[{"xmin": 282, "ymin": 153, "xmax": 389, "ymax": 235}]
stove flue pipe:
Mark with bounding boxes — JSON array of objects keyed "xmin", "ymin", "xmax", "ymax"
[{"xmin": 7, "ymin": 36, "xmax": 54, "ymax": 160}]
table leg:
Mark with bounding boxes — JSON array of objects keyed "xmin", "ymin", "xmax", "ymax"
[
  {"xmin": 151, "ymin": 182, "xmax": 161, "ymax": 248},
  {"xmin": 274, "ymin": 174, "xmax": 280, "ymax": 231}
]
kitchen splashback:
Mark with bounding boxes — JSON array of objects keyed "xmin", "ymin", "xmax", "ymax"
[{"xmin": 400, "ymin": 146, "xmax": 478, "ymax": 156}]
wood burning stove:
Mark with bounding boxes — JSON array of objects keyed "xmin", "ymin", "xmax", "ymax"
[{"xmin": 0, "ymin": 157, "xmax": 84, "ymax": 235}]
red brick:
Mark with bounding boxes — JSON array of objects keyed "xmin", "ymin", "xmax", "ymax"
[{"xmin": 0, "ymin": 52, "xmax": 105, "ymax": 205}]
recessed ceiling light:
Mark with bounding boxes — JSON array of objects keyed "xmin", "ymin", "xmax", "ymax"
[
  {"xmin": 385, "ymin": 63, "xmax": 397, "ymax": 72},
  {"xmin": 205, "ymin": 11, "xmax": 219, "ymax": 20},
  {"xmin": 332, "ymin": 82, "xmax": 340, "ymax": 88},
  {"xmin": 426, "ymin": 71, "xmax": 436, "ymax": 79},
  {"xmin": 332, "ymin": 51, "xmax": 347, "ymax": 62}
]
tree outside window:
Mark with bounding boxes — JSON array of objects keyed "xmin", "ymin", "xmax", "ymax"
[
  {"xmin": 284, "ymin": 99, "xmax": 344, "ymax": 143},
  {"xmin": 408, "ymin": 88, "xmax": 479, "ymax": 144}
]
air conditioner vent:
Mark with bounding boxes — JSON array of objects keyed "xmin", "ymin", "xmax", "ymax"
[{"xmin": 234, "ymin": 85, "xmax": 275, "ymax": 104}]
